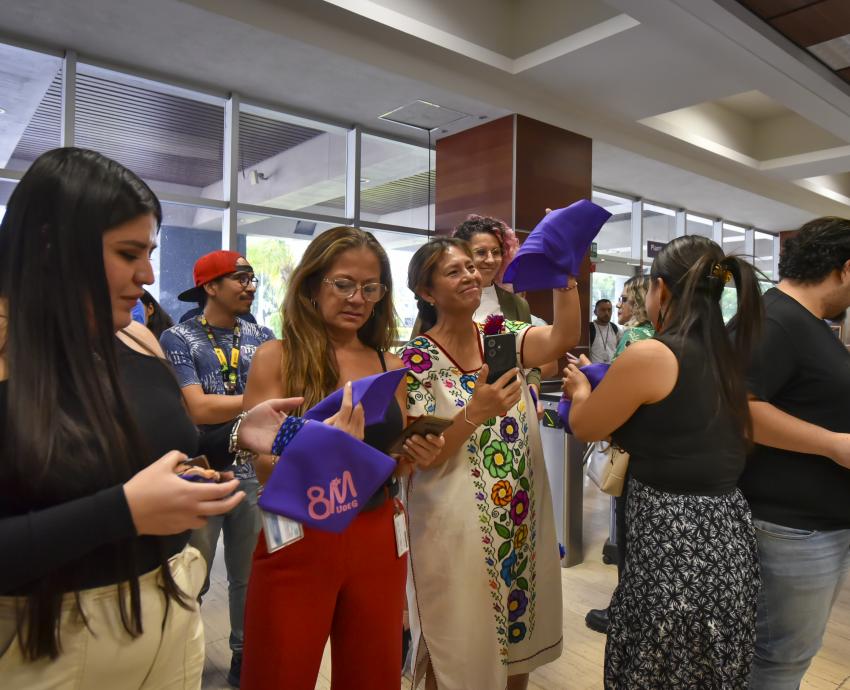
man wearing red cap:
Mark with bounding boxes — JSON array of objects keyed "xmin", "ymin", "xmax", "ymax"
[{"xmin": 160, "ymin": 250, "xmax": 274, "ymax": 687}]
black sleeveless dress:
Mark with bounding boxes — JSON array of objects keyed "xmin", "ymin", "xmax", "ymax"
[{"xmin": 605, "ymin": 334, "xmax": 759, "ymax": 689}]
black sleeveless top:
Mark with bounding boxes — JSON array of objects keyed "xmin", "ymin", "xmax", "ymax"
[
  {"xmin": 362, "ymin": 350, "xmax": 404, "ymax": 452},
  {"xmin": 611, "ymin": 334, "xmax": 746, "ymax": 496}
]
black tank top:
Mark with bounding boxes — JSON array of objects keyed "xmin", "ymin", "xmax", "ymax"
[
  {"xmin": 362, "ymin": 350, "xmax": 403, "ymax": 452},
  {"xmin": 611, "ymin": 334, "xmax": 746, "ymax": 496}
]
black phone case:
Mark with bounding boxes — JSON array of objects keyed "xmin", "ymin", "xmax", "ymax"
[{"xmin": 484, "ymin": 332, "xmax": 517, "ymax": 384}]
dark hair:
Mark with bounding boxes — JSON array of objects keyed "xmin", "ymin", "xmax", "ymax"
[
  {"xmin": 140, "ymin": 289, "xmax": 174, "ymax": 339},
  {"xmin": 452, "ymin": 215, "xmax": 518, "ymax": 283},
  {"xmin": 650, "ymin": 235, "xmax": 763, "ymax": 438},
  {"xmin": 408, "ymin": 237, "xmax": 473, "ymax": 332},
  {"xmin": 280, "ymin": 226, "xmax": 397, "ymax": 411},
  {"xmin": 779, "ymin": 217, "xmax": 850, "ymax": 284},
  {"xmin": 594, "ymin": 299, "xmax": 612, "ymax": 309},
  {"xmin": 0, "ymin": 148, "xmax": 187, "ymax": 660}
]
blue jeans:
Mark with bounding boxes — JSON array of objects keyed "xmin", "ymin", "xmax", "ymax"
[
  {"xmin": 749, "ymin": 518, "xmax": 850, "ymax": 690},
  {"xmin": 189, "ymin": 476, "xmax": 261, "ymax": 655}
]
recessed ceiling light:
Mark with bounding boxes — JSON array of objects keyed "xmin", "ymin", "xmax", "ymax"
[{"xmin": 0, "ymin": 107, "xmax": 6, "ymax": 115}]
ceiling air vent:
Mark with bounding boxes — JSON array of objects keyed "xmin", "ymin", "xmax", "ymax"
[{"xmin": 379, "ymin": 100, "xmax": 470, "ymax": 131}]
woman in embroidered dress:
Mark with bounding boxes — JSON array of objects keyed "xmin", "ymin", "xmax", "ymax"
[{"xmin": 400, "ymin": 237, "xmax": 581, "ymax": 690}]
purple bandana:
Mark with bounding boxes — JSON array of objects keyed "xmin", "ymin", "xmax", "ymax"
[
  {"xmin": 502, "ymin": 199, "xmax": 611, "ymax": 292},
  {"xmin": 558, "ymin": 362, "xmax": 610, "ymax": 435},
  {"xmin": 258, "ymin": 369, "xmax": 406, "ymax": 533}
]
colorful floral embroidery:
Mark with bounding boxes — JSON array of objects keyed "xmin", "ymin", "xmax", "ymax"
[
  {"xmin": 508, "ymin": 622, "xmax": 527, "ymax": 643},
  {"xmin": 508, "ymin": 590, "xmax": 528, "ymax": 621},
  {"xmin": 510, "ymin": 491, "xmax": 529, "ymax": 525},
  {"xmin": 500, "ymin": 416, "xmax": 519, "ymax": 442},
  {"xmin": 513, "ymin": 524, "xmax": 528, "ymax": 550},
  {"xmin": 483, "ymin": 441, "xmax": 513, "ymax": 478},
  {"xmin": 491, "ymin": 480, "xmax": 513, "ymax": 506},
  {"xmin": 459, "ymin": 374, "xmax": 477, "ymax": 394},
  {"xmin": 402, "ymin": 347, "xmax": 432, "ymax": 373}
]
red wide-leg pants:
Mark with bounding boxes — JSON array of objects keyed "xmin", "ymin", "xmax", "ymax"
[{"xmin": 242, "ymin": 498, "xmax": 407, "ymax": 690}]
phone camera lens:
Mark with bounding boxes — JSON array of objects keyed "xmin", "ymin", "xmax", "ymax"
[
  {"xmin": 488, "ymin": 349, "xmax": 496, "ymax": 357},
  {"xmin": 487, "ymin": 338, "xmax": 495, "ymax": 347}
]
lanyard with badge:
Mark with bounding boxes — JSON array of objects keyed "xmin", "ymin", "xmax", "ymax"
[{"xmin": 199, "ymin": 316, "xmax": 241, "ymax": 394}]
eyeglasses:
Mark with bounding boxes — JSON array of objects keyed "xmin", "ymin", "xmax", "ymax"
[
  {"xmin": 228, "ymin": 273, "xmax": 259, "ymax": 289},
  {"xmin": 322, "ymin": 277, "xmax": 388, "ymax": 303},
  {"xmin": 471, "ymin": 248, "xmax": 503, "ymax": 260},
  {"xmin": 616, "ymin": 297, "xmax": 629, "ymax": 306}
]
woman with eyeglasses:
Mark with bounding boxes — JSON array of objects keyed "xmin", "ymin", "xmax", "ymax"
[
  {"xmin": 585, "ymin": 275, "xmax": 656, "ymax": 635},
  {"xmin": 240, "ymin": 226, "xmax": 444, "ymax": 690},
  {"xmin": 454, "ymin": 216, "xmax": 546, "ymax": 416},
  {"xmin": 0, "ymin": 148, "xmax": 303, "ymax": 689}
]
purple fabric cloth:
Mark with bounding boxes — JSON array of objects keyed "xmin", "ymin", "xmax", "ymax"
[
  {"xmin": 558, "ymin": 362, "xmax": 610, "ymax": 435},
  {"xmin": 258, "ymin": 420, "xmax": 396, "ymax": 533},
  {"xmin": 258, "ymin": 368, "xmax": 407, "ymax": 532},
  {"xmin": 502, "ymin": 199, "xmax": 612, "ymax": 292},
  {"xmin": 303, "ymin": 367, "xmax": 408, "ymax": 426}
]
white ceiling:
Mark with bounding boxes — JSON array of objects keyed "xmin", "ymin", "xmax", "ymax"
[{"xmin": 0, "ymin": 0, "xmax": 849, "ymax": 231}]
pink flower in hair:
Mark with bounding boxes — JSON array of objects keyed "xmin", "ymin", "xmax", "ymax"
[{"xmin": 483, "ymin": 313, "xmax": 506, "ymax": 335}]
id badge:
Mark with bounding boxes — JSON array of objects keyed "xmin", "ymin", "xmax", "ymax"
[
  {"xmin": 261, "ymin": 510, "xmax": 304, "ymax": 553},
  {"xmin": 393, "ymin": 505, "xmax": 409, "ymax": 558}
]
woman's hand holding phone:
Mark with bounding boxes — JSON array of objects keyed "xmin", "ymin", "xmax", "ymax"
[{"xmin": 466, "ymin": 364, "xmax": 521, "ymax": 425}]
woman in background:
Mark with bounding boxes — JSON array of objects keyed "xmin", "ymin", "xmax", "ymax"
[{"xmin": 139, "ymin": 289, "xmax": 174, "ymax": 339}]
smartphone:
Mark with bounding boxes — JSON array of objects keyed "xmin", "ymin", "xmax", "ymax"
[
  {"xmin": 177, "ymin": 455, "xmax": 220, "ymax": 483},
  {"xmin": 388, "ymin": 415, "xmax": 453, "ymax": 455},
  {"xmin": 484, "ymin": 332, "xmax": 517, "ymax": 384}
]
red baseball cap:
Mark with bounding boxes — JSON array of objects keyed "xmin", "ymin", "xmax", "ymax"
[{"xmin": 178, "ymin": 250, "xmax": 252, "ymax": 302}]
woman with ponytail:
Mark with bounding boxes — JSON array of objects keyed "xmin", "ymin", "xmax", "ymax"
[{"xmin": 563, "ymin": 235, "xmax": 763, "ymax": 688}]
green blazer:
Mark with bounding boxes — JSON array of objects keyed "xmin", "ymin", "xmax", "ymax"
[{"xmin": 410, "ymin": 284, "xmax": 542, "ymax": 390}]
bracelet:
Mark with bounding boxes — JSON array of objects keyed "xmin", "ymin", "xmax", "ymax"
[
  {"xmin": 555, "ymin": 278, "xmax": 578, "ymax": 292},
  {"xmin": 462, "ymin": 404, "xmax": 480, "ymax": 428},
  {"xmin": 228, "ymin": 412, "xmax": 248, "ymax": 455}
]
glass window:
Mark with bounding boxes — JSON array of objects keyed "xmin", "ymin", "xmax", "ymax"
[
  {"xmin": 754, "ymin": 230, "xmax": 776, "ymax": 281},
  {"xmin": 0, "ymin": 180, "xmax": 16, "ymax": 223},
  {"xmin": 360, "ymin": 227, "xmax": 428, "ymax": 344},
  {"xmin": 642, "ymin": 202, "xmax": 677, "ymax": 266},
  {"xmin": 360, "ymin": 134, "xmax": 434, "ymax": 230},
  {"xmin": 151, "ymin": 203, "xmax": 223, "ymax": 325},
  {"xmin": 75, "ymin": 64, "xmax": 225, "ymax": 200},
  {"xmin": 238, "ymin": 105, "xmax": 348, "ymax": 216},
  {"xmin": 1, "ymin": 43, "xmax": 63, "ymax": 172},
  {"xmin": 686, "ymin": 213, "xmax": 713, "ymax": 238},
  {"xmin": 722, "ymin": 223, "xmax": 747, "ymax": 258},
  {"xmin": 237, "ymin": 214, "xmax": 339, "ymax": 336},
  {"xmin": 591, "ymin": 190, "xmax": 632, "ymax": 259}
]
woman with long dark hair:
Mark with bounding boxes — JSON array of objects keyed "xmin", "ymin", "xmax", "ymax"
[
  {"xmin": 240, "ymin": 226, "xmax": 444, "ymax": 690},
  {"xmin": 563, "ymin": 235, "xmax": 763, "ymax": 688},
  {"xmin": 0, "ymin": 148, "xmax": 300, "ymax": 688},
  {"xmin": 401, "ymin": 237, "xmax": 580, "ymax": 690},
  {"xmin": 139, "ymin": 289, "xmax": 174, "ymax": 339}
]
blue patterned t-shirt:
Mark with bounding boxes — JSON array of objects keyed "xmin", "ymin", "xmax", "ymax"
[{"xmin": 160, "ymin": 316, "xmax": 274, "ymax": 479}]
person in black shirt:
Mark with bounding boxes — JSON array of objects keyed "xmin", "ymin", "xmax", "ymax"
[
  {"xmin": 564, "ymin": 235, "xmax": 764, "ymax": 688},
  {"xmin": 0, "ymin": 148, "xmax": 302, "ymax": 688},
  {"xmin": 743, "ymin": 217, "xmax": 850, "ymax": 690}
]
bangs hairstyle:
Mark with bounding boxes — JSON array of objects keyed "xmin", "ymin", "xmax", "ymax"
[
  {"xmin": 622, "ymin": 275, "xmax": 650, "ymax": 326},
  {"xmin": 408, "ymin": 237, "xmax": 473, "ymax": 333},
  {"xmin": 0, "ymin": 148, "xmax": 190, "ymax": 661},
  {"xmin": 650, "ymin": 235, "xmax": 763, "ymax": 438},
  {"xmin": 453, "ymin": 215, "xmax": 518, "ymax": 283},
  {"xmin": 279, "ymin": 226, "xmax": 397, "ymax": 411}
]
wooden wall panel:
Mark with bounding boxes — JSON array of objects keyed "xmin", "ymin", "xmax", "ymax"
[
  {"xmin": 514, "ymin": 115, "xmax": 593, "ymax": 361},
  {"xmin": 737, "ymin": 0, "xmax": 822, "ymax": 21},
  {"xmin": 770, "ymin": 0, "xmax": 850, "ymax": 47},
  {"xmin": 434, "ymin": 115, "xmax": 514, "ymax": 236}
]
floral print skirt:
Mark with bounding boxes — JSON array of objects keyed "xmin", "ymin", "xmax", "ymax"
[{"xmin": 605, "ymin": 478, "xmax": 759, "ymax": 689}]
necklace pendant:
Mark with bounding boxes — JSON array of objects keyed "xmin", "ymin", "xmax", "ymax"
[{"xmin": 224, "ymin": 380, "xmax": 237, "ymax": 394}]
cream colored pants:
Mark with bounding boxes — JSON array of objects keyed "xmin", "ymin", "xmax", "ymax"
[{"xmin": 0, "ymin": 546, "xmax": 206, "ymax": 690}]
